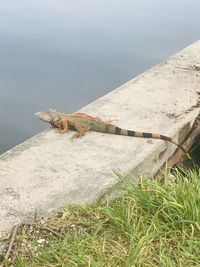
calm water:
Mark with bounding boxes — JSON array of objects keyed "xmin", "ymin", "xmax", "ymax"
[{"xmin": 0, "ymin": 0, "xmax": 200, "ymax": 153}]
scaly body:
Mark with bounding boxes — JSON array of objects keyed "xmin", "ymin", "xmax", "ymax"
[{"xmin": 35, "ymin": 109, "xmax": 191, "ymax": 159}]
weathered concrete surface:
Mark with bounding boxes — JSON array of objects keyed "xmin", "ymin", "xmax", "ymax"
[{"xmin": 0, "ymin": 41, "xmax": 200, "ymax": 233}]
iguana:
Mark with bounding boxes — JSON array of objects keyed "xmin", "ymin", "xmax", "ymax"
[{"xmin": 35, "ymin": 109, "xmax": 191, "ymax": 159}]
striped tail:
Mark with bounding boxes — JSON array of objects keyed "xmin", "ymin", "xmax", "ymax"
[{"xmin": 107, "ymin": 126, "xmax": 191, "ymax": 160}]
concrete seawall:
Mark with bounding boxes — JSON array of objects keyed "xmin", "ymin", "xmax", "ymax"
[{"xmin": 0, "ymin": 41, "xmax": 200, "ymax": 233}]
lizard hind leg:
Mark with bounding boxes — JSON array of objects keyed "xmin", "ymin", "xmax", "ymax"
[{"xmin": 72, "ymin": 125, "xmax": 91, "ymax": 139}]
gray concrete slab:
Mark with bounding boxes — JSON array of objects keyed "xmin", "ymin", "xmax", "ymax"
[{"xmin": 0, "ymin": 41, "xmax": 200, "ymax": 233}]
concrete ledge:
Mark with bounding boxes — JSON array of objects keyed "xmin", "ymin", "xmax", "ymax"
[{"xmin": 0, "ymin": 41, "xmax": 200, "ymax": 233}]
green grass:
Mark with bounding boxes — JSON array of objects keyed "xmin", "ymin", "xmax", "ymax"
[{"xmin": 3, "ymin": 168, "xmax": 200, "ymax": 266}]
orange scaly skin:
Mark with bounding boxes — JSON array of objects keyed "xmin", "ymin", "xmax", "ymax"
[{"xmin": 35, "ymin": 109, "xmax": 191, "ymax": 159}]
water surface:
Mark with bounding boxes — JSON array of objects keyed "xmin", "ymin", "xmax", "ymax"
[{"xmin": 0, "ymin": 0, "xmax": 200, "ymax": 153}]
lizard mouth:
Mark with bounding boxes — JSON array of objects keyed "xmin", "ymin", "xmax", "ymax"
[{"xmin": 35, "ymin": 111, "xmax": 52, "ymax": 123}]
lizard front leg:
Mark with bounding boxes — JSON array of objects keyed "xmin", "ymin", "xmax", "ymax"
[{"xmin": 57, "ymin": 118, "xmax": 69, "ymax": 133}]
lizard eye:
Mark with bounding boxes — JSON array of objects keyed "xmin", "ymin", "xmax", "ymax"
[
  {"xmin": 51, "ymin": 118, "xmax": 60, "ymax": 124},
  {"xmin": 49, "ymin": 119, "xmax": 54, "ymax": 124},
  {"xmin": 50, "ymin": 118, "xmax": 58, "ymax": 128}
]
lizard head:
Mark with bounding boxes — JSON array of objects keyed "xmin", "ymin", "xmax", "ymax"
[{"xmin": 35, "ymin": 109, "xmax": 61, "ymax": 126}]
